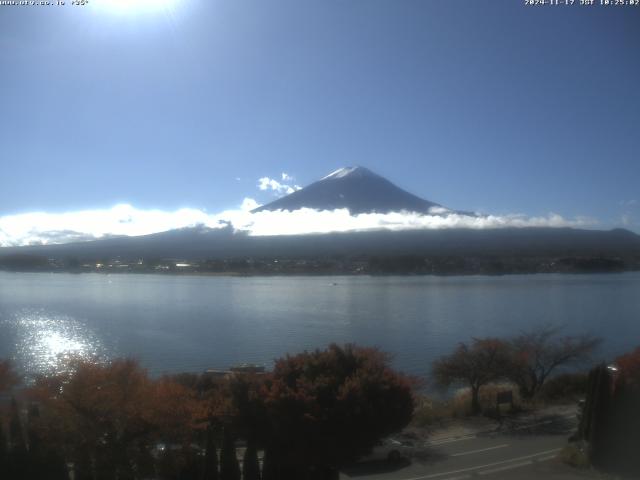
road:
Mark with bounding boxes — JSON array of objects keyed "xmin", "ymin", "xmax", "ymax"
[{"xmin": 340, "ymin": 411, "xmax": 604, "ymax": 480}]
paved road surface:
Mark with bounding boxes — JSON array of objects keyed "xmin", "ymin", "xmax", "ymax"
[{"xmin": 340, "ymin": 411, "xmax": 605, "ymax": 479}]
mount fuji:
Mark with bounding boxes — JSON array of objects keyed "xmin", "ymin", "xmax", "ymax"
[
  {"xmin": 253, "ymin": 166, "xmax": 455, "ymax": 215},
  {"xmin": 1, "ymin": 167, "xmax": 639, "ymax": 272}
]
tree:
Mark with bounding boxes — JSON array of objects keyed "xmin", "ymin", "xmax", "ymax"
[
  {"xmin": 242, "ymin": 440, "xmax": 260, "ymax": 480},
  {"xmin": 0, "ymin": 421, "xmax": 8, "ymax": 477},
  {"xmin": 149, "ymin": 376, "xmax": 204, "ymax": 442},
  {"xmin": 219, "ymin": 427, "xmax": 240, "ymax": 480},
  {"xmin": 577, "ymin": 348, "xmax": 640, "ymax": 474},
  {"xmin": 261, "ymin": 447, "xmax": 278, "ymax": 480},
  {"xmin": 432, "ymin": 338, "xmax": 510, "ymax": 414},
  {"xmin": 7, "ymin": 397, "xmax": 28, "ymax": 479},
  {"xmin": 263, "ymin": 344, "xmax": 414, "ymax": 477},
  {"xmin": 614, "ymin": 346, "xmax": 640, "ymax": 388},
  {"xmin": 27, "ymin": 357, "xmax": 205, "ymax": 480},
  {"xmin": 227, "ymin": 373, "xmax": 269, "ymax": 445},
  {"xmin": 203, "ymin": 427, "xmax": 219, "ymax": 480},
  {"xmin": 0, "ymin": 359, "xmax": 19, "ymax": 393},
  {"xmin": 506, "ymin": 326, "xmax": 600, "ymax": 399},
  {"xmin": 607, "ymin": 346, "xmax": 640, "ymax": 473},
  {"xmin": 9, "ymin": 397, "xmax": 26, "ymax": 453},
  {"xmin": 178, "ymin": 447, "xmax": 201, "ymax": 480}
]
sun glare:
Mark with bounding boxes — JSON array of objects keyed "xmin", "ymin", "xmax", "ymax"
[{"xmin": 13, "ymin": 310, "xmax": 103, "ymax": 374}]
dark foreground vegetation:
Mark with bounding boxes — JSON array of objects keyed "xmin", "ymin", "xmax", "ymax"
[
  {"xmin": 572, "ymin": 347, "xmax": 640, "ymax": 476},
  {"xmin": 1, "ymin": 333, "xmax": 639, "ymax": 479},
  {"xmin": 429, "ymin": 329, "xmax": 640, "ymax": 476},
  {"xmin": 432, "ymin": 326, "xmax": 600, "ymax": 414},
  {"xmin": 0, "ymin": 345, "xmax": 414, "ymax": 480}
]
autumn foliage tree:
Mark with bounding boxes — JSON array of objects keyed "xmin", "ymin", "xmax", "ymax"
[
  {"xmin": 1, "ymin": 344, "xmax": 414, "ymax": 480},
  {"xmin": 506, "ymin": 326, "xmax": 600, "ymax": 399},
  {"xmin": 433, "ymin": 328, "xmax": 601, "ymax": 411},
  {"xmin": 27, "ymin": 357, "xmax": 205, "ymax": 480},
  {"xmin": 242, "ymin": 440, "xmax": 260, "ymax": 480},
  {"xmin": 0, "ymin": 359, "xmax": 19, "ymax": 393},
  {"xmin": 614, "ymin": 346, "xmax": 640, "ymax": 388},
  {"xmin": 220, "ymin": 427, "xmax": 241, "ymax": 480},
  {"xmin": 262, "ymin": 344, "xmax": 415, "ymax": 478},
  {"xmin": 432, "ymin": 338, "xmax": 511, "ymax": 414},
  {"xmin": 0, "ymin": 420, "xmax": 7, "ymax": 476},
  {"xmin": 608, "ymin": 346, "xmax": 640, "ymax": 473},
  {"xmin": 0, "ymin": 360, "xmax": 15, "ymax": 476},
  {"xmin": 203, "ymin": 426, "xmax": 219, "ymax": 480}
]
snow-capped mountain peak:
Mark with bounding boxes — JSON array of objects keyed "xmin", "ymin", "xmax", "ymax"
[
  {"xmin": 253, "ymin": 166, "xmax": 445, "ymax": 215},
  {"xmin": 321, "ymin": 166, "xmax": 374, "ymax": 180}
]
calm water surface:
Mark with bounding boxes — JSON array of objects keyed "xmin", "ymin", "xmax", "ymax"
[{"xmin": 0, "ymin": 272, "xmax": 639, "ymax": 378}]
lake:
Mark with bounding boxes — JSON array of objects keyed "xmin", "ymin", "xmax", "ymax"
[{"xmin": 1, "ymin": 271, "xmax": 639, "ymax": 379}]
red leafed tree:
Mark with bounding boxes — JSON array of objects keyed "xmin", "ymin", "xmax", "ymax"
[
  {"xmin": 28, "ymin": 357, "xmax": 205, "ymax": 479},
  {"xmin": 262, "ymin": 344, "xmax": 415, "ymax": 477},
  {"xmin": 614, "ymin": 346, "xmax": 640, "ymax": 388}
]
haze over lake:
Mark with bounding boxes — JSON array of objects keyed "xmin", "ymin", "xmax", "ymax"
[{"xmin": 1, "ymin": 272, "xmax": 638, "ymax": 379}]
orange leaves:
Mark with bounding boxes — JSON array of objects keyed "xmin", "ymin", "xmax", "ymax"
[
  {"xmin": 12, "ymin": 345, "xmax": 414, "ymax": 472},
  {"xmin": 27, "ymin": 357, "xmax": 212, "ymax": 451},
  {"xmin": 262, "ymin": 344, "xmax": 415, "ymax": 465},
  {"xmin": 150, "ymin": 377, "xmax": 203, "ymax": 436},
  {"xmin": 615, "ymin": 346, "xmax": 640, "ymax": 388}
]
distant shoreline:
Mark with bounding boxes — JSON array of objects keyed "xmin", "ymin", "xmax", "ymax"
[{"xmin": 1, "ymin": 261, "xmax": 638, "ymax": 278}]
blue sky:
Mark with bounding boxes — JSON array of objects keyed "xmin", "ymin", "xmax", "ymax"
[{"xmin": 1, "ymin": 0, "xmax": 639, "ymax": 236}]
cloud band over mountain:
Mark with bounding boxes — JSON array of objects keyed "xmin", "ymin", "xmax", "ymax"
[{"xmin": 0, "ymin": 203, "xmax": 595, "ymax": 247}]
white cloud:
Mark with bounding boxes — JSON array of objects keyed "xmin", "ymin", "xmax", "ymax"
[
  {"xmin": 0, "ymin": 204, "xmax": 214, "ymax": 247},
  {"xmin": 0, "ymin": 203, "xmax": 597, "ymax": 247},
  {"xmin": 258, "ymin": 177, "xmax": 300, "ymax": 195},
  {"xmin": 281, "ymin": 172, "xmax": 292, "ymax": 181},
  {"xmin": 257, "ymin": 176, "xmax": 301, "ymax": 196},
  {"xmin": 240, "ymin": 197, "xmax": 261, "ymax": 211},
  {"xmin": 428, "ymin": 206, "xmax": 452, "ymax": 215},
  {"xmin": 231, "ymin": 210, "xmax": 595, "ymax": 236},
  {"xmin": 617, "ymin": 200, "xmax": 638, "ymax": 228}
]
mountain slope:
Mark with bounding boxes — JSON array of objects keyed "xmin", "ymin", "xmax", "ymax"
[
  {"xmin": 2, "ymin": 166, "xmax": 639, "ymax": 271},
  {"xmin": 2, "ymin": 226, "xmax": 639, "ymax": 262},
  {"xmin": 252, "ymin": 166, "xmax": 446, "ymax": 214}
]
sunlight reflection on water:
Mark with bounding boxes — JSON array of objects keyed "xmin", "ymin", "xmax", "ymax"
[
  {"xmin": 10, "ymin": 309, "xmax": 104, "ymax": 376},
  {"xmin": 1, "ymin": 272, "xmax": 639, "ymax": 379}
]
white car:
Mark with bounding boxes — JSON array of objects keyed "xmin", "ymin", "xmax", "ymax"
[{"xmin": 361, "ymin": 437, "xmax": 414, "ymax": 463}]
